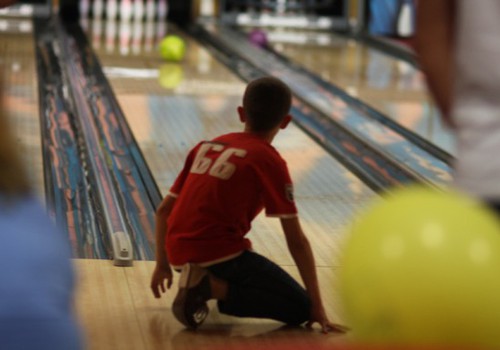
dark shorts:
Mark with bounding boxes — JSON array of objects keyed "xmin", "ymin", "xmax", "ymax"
[{"xmin": 206, "ymin": 250, "xmax": 311, "ymax": 325}]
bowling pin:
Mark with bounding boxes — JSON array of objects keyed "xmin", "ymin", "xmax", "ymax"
[
  {"xmin": 144, "ymin": 20, "xmax": 154, "ymax": 52},
  {"xmin": 200, "ymin": 0, "xmax": 215, "ymax": 17},
  {"xmin": 0, "ymin": 20, "xmax": 8, "ymax": 32},
  {"xmin": 397, "ymin": 0, "xmax": 414, "ymax": 37},
  {"xmin": 119, "ymin": 20, "xmax": 132, "ymax": 55},
  {"xmin": 145, "ymin": 0, "xmax": 155, "ymax": 21},
  {"xmin": 132, "ymin": 20, "xmax": 143, "ymax": 55},
  {"xmin": 133, "ymin": 0, "xmax": 144, "ymax": 22},
  {"xmin": 79, "ymin": 0, "xmax": 89, "ymax": 32},
  {"xmin": 92, "ymin": 0, "xmax": 104, "ymax": 19},
  {"xmin": 79, "ymin": 0, "xmax": 90, "ymax": 19},
  {"xmin": 155, "ymin": 20, "xmax": 167, "ymax": 45},
  {"xmin": 157, "ymin": 0, "xmax": 168, "ymax": 21},
  {"xmin": 106, "ymin": 0, "xmax": 118, "ymax": 20},
  {"xmin": 105, "ymin": 20, "xmax": 117, "ymax": 53},
  {"xmin": 80, "ymin": 17, "xmax": 89, "ymax": 32},
  {"xmin": 276, "ymin": 0, "xmax": 286, "ymax": 15},
  {"xmin": 92, "ymin": 19, "xmax": 103, "ymax": 49},
  {"xmin": 120, "ymin": 0, "xmax": 133, "ymax": 21},
  {"xmin": 18, "ymin": 20, "xmax": 32, "ymax": 33}
]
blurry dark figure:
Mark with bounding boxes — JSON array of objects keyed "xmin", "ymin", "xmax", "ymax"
[
  {"xmin": 415, "ymin": 1, "xmax": 500, "ymax": 214},
  {"xmin": 0, "ymin": 79, "xmax": 82, "ymax": 349}
]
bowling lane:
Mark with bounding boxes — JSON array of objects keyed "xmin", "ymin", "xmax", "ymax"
[
  {"xmin": 0, "ymin": 19, "xmax": 44, "ymax": 199},
  {"xmin": 87, "ymin": 20, "xmax": 377, "ymax": 267},
  {"xmin": 263, "ymin": 28, "xmax": 456, "ymax": 155}
]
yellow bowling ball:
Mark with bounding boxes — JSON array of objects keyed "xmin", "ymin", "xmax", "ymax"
[
  {"xmin": 339, "ymin": 185, "xmax": 500, "ymax": 349},
  {"xmin": 159, "ymin": 35, "xmax": 186, "ymax": 62},
  {"xmin": 158, "ymin": 64, "xmax": 184, "ymax": 89}
]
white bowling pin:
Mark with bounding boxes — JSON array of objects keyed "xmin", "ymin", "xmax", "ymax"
[
  {"xmin": 144, "ymin": 20, "xmax": 154, "ymax": 52},
  {"xmin": 79, "ymin": 0, "xmax": 90, "ymax": 18},
  {"xmin": 120, "ymin": 0, "xmax": 133, "ymax": 21},
  {"xmin": 155, "ymin": 20, "xmax": 167, "ymax": 44},
  {"xmin": 106, "ymin": 0, "xmax": 118, "ymax": 20},
  {"xmin": 105, "ymin": 20, "xmax": 117, "ymax": 53},
  {"xmin": 200, "ymin": 0, "xmax": 214, "ymax": 17},
  {"xmin": 132, "ymin": 20, "xmax": 143, "ymax": 55},
  {"xmin": 92, "ymin": 19, "xmax": 103, "ymax": 49},
  {"xmin": 92, "ymin": 0, "xmax": 104, "ymax": 19},
  {"xmin": 145, "ymin": 0, "xmax": 155, "ymax": 21},
  {"xmin": 157, "ymin": 0, "xmax": 168, "ymax": 21},
  {"xmin": 397, "ymin": 0, "xmax": 414, "ymax": 37},
  {"xmin": 119, "ymin": 20, "xmax": 132, "ymax": 55},
  {"xmin": 133, "ymin": 0, "xmax": 144, "ymax": 22},
  {"xmin": 80, "ymin": 17, "xmax": 89, "ymax": 31},
  {"xmin": 276, "ymin": 0, "xmax": 286, "ymax": 15}
]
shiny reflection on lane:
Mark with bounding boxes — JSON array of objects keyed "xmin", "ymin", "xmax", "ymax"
[
  {"xmin": 210, "ymin": 25, "xmax": 450, "ymax": 186},
  {"xmin": 88, "ymin": 20, "xmax": 377, "ymax": 266},
  {"xmin": 0, "ymin": 24, "xmax": 44, "ymax": 199},
  {"xmin": 266, "ymin": 28, "xmax": 456, "ymax": 155}
]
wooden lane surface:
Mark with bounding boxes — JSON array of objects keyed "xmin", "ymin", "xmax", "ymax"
[{"xmin": 74, "ymin": 259, "xmax": 350, "ymax": 350}]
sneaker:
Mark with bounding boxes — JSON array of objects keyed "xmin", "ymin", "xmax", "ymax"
[{"xmin": 172, "ymin": 263, "xmax": 211, "ymax": 329}]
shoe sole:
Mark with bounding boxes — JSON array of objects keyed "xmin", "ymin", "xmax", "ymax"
[{"xmin": 172, "ymin": 264, "xmax": 209, "ymax": 329}]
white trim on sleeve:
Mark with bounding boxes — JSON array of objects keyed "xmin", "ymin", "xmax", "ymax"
[{"xmin": 167, "ymin": 191, "xmax": 179, "ymax": 198}]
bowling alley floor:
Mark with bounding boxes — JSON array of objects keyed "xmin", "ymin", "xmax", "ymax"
[
  {"xmin": 75, "ymin": 260, "xmax": 351, "ymax": 350},
  {"xmin": 1, "ymin": 14, "xmax": 453, "ymax": 349},
  {"xmin": 0, "ymin": 19, "xmax": 44, "ymax": 199}
]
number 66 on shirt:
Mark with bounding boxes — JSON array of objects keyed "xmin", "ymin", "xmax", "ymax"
[{"xmin": 190, "ymin": 143, "xmax": 247, "ymax": 180}]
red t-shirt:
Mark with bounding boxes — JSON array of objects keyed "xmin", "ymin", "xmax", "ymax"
[{"xmin": 166, "ymin": 132, "xmax": 297, "ymax": 266}]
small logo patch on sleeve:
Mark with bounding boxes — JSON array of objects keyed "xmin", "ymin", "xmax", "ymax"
[{"xmin": 285, "ymin": 184, "xmax": 294, "ymax": 202}]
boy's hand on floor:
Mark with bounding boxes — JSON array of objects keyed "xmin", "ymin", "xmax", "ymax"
[
  {"xmin": 151, "ymin": 265, "xmax": 173, "ymax": 298},
  {"xmin": 307, "ymin": 305, "xmax": 350, "ymax": 334}
]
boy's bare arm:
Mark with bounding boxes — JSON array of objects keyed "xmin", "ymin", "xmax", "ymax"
[
  {"xmin": 151, "ymin": 194, "xmax": 176, "ymax": 298},
  {"xmin": 414, "ymin": 0, "xmax": 456, "ymax": 126},
  {"xmin": 280, "ymin": 217, "xmax": 347, "ymax": 333}
]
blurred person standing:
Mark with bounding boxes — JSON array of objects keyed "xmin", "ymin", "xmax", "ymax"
[
  {"xmin": 415, "ymin": 1, "xmax": 500, "ymax": 212},
  {"xmin": 0, "ymin": 102, "xmax": 82, "ymax": 348}
]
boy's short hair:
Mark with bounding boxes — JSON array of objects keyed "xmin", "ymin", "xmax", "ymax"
[{"xmin": 243, "ymin": 76, "xmax": 291, "ymax": 132}]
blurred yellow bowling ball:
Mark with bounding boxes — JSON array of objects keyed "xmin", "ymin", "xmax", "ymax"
[
  {"xmin": 159, "ymin": 35, "xmax": 186, "ymax": 62},
  {"xmin": 339, "ymin": 185, "xmax": 500, "ymax": 349},
  {"xmin": 158, "ymin": 64, "xmax": 183, "ymax": 89}
]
